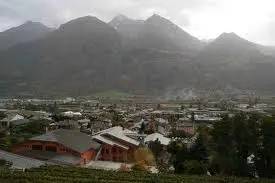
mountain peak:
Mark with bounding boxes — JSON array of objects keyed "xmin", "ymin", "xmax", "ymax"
[
  {"xmin": 112, "ymin": 14, "xmax": 130, "ymax": 22},
  {"xmin": 214, "ymin": 32, "xmax": 255, "ymax": 47},
  {"xmin": 109, "ymin": 14, "xmax": 131, "ymax": 29},
  {"xmin": 109, "ymin": 14, "xmax": 144, "ymax": 31},
  {"xmin": 10, "ymin": 21, "xmax": 50, "ymax": 32},
  {"xmin": 59, "ymin": 16, "xmax": 109, "ymax": 31},
  {"xmin": 151, "ymin": 13, "xmax": 163, "ymax": 18},
  {"xmin": 24, "ymin": 21, "xmax": 42, "ymax": 25},
  {"xmin": 146, "ymin": 14, "xmax": 168, "ymax": 23},
  {"xmin": 65, "ymin": 16, "xmax": 100, "ymax": 24},
  {"xmin": 218, "ymin": 32, "xmax": 242, "ymax": 40},
  {"xmin": 0, "ymin": 21, "xmax": 51, "ymax": 50},
  {"xmin": 204, "ymin": 32, "xmax": 258, "ymax": 55}
]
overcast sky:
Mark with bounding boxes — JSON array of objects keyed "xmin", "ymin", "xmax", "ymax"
[{"xmin": 1, "ymin": 0, "xmax": 275, "ymax": 45}]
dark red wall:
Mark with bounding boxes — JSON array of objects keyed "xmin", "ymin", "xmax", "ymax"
[
  {"xmin": 12, "ymin": 140, "xmax": 96, "ymax": 164},
  {"xmin": 98, "ymin": 144, "xmax": 135, "ymax": 162}
]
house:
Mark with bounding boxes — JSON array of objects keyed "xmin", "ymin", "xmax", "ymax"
[
  {"xmin": 0, "ymin": 149, "xmax": 46, "ymax": 169},
  {"xmin": 63, "ymin": 111, "xmax": 82, "ymax": 117},
  {"xmin": 176, "ymin": 122, "xmax": 195, "ymax": 135},
  {"xmin": 92, "ymin": 126, "xmax": 140, "ymax": 162},
  {"xmin": 195, "ymin": 115, "xmax": 221, "ymax": 124},
  {"xmin": 155, "ymin": 118, "xmax": 169, "ymax": 125},
  {"xmin": 130, "ymin": 119, "xmax": 148, "ymax": 132},
  {"xmin": 0, "ymin": 114, "xmax": 29, "ymax": 129},
  {"xmin": 50, "ymin": 120, "xmax": 79, "ymax": 130},
  {"xmin": 12, "ymin": 129, "xmax": 100, "ymax": 165},
  {"xmin": 0, "ymin": 109, "xmax": 7, "ymax": 117},
  {"xmin": 144, "ymin": 133, "xmax": 171, "ymax": 146},
  {"xmin": 91, "ymin": 120, "xmax": 112, "ymax": 134}
]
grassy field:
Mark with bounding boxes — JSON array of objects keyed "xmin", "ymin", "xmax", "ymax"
[{"xmin": 1, "ymin": 165, "xmax": 275, "ymax": 183}]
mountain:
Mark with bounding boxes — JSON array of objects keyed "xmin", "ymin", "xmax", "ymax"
[
  {"xmin": 0, "ymin": 16, "xmax": 122, "ymax": 96},
  {"xmin": 0, "ymin": 15, "xmax": 275, "ymax": 97},
  {"xmin": 109, "ymin": 15, "xmax": 144, "ymax": 40},
  {"xmin": 0, "ymin": 21, "xmax": 52, "ymax": 51},
  {"xmin": 140, "ymin": 14, "xmax": 201, "ymax": 52},
  {"xmin": 259, "ymin": 45, "xmax": 275, "ymax": 56},
  {"xmin": 195, "ymin": 32, "xmax": 275, "ymax": 91},
  {"xmin": 108, "ymin": 14, "xmax": 201, "ymax": 93},
  {"xmin": 198, "ymin": 32, "xmax": 260, "ymax": 65},
  {"xmin": 109, "ymin": 14, "xmax": 202, "ymax": 53}
]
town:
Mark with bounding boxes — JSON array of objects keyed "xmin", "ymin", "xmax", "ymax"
[{"xmin": 0, "ymin": 94, "xmax": 274, "ymax": 175}]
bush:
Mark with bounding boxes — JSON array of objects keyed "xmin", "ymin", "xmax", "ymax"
[
  {"xmin": 134, "ymin": 147, "xmax": 155, "ymax": 166},
  {"xmin": 0, "ymin": 159, "xmax": 12, "ymax": 169},
  {"xmin": 131, "ymin": 160, "xmax": 148, "ymax": 172},
  {"xmin": 184, "ymin": 160, "xmax": 205, "ymax": 175}
]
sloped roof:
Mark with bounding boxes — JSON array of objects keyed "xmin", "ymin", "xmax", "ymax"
[
  {"xmin": 93, "ymin": 135, "xmax": 129, "ymax": 150},
  {"xmin": 31, "ymin": 129, "xmax": 100, "ymax": 153},
  {"xmin": 1, "ymin": 114, "xmax": 24, "ymax": 122},
  {"xmin": 144, "ymin": 133, "xmax": 171, "ymax": 146},
  {"xmin": 11, "ymin": 114, "xmax": 24, "ymax": 121},
  {"xmin": 155, "ymin": 118, "xmax": 168, "ymax": 124},
  {"xmin": 0, "ymin": 150, "xmax": 45, "ymax": 169},
  {"xmin": 130, "ymin": 119, "xmax": 149, "ymax": 129},
  {"xmin": 93, "ymin": 126, "xmax": 139, "ymax": 146}
]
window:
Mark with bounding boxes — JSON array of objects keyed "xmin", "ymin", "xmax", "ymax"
[
  {"xmin": 60, "ymin": 148, "xmax": 67, "ymax": 152},
  {"xmin": 106, "ymin": 149, "xmax": 109, "ymax": 154},
  {"xmin": 112, "ymin": 148, "xmax": 117, "ymax": 153},
  {"xmin": 32, "ymin": 145, "xmax": 42, "ymax": 151},
  {"xmin": 45, "ymin": 146, "xmax": 57, "ymax": 152}
]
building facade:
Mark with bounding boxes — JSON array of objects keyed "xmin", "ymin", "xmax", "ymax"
[{"xmin": 12, "ymin": 129, "xmax": 100, "ymax": 165}]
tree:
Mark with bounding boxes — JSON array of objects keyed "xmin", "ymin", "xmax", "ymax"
[
  {"xmin": 12, "ymin": 120, "xmax": 51, "ymax": 135},
  {"xmin": 134, "ymin": 147, "xmax": 155, "ymax": 166},
  {"xmin": 255, "ymin": 116, "xmax": 275, "ymax": 178},
  {"xmin": 0, "ymin": 112, "xmax": 6, "ymax": 120},
  {"xmin": 167, "ymin": 140, "xmax": 186, "ymax": 174},
  {"xmin": 145, "ymin": 119, "xmax": 156, "ymax": 134},
  {"xmin": 169, "ymin": 128, "xmax": 188, "ymax": 138},
  {"xmin": 49, "ymin": 102, "xmax": 59, "ymax": 115},
  {"xmin": 131, "ymin": 160, "xmax": 148, "ymax": 172},
  {"xmin": 191, "ymin": 133, "xmax": 209, "ymax": 164},
  {"xmin": 156, "ymin": 104, "xmax": 161, "ymax": 110},
  {"xmin": 0, "ymin": 159, "xmax": 12, "ymax": 169},
  {"xmin": 51, "ymin": 114, "xmax": 70, "ymax": 122},
  {"xmin": 210, "ymin": 112, "xmax": 267, "ymax": 177},
  {"xmin": 211, "ymin": 114, "xmax": 236, "ymax": 175},
  {"xmin": 148, "ymin": 139, "xmax": 163, "ymax": 158},
  {"xmin": 184, "ymin": 160, "xmax": 205, "ymax": 175},
  {"xmin": 139, "ymin": 122, "xmax": 146, "ymax": 134},
  {"xmin": 191, "ymin": 112, "xmax": 195, "ymax": 122}
]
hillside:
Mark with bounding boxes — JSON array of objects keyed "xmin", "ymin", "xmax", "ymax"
[
  {"xmin": 195, "ymin": 32, "xmax": 275, "ymax": 91},
  {"xmin": 0, "ymin": 16, "xmax": 122, "ymax": 97},
  {"xmin": 0, "ymin": 21, "xmax": 51, "ymax": 51},
  {"xmin": 0, "ymin": 15, "xmax": 275, "ymax": 97},
  {"xmin": 110, "ymin": 14, "xmax": 201, "ymax": 53}
]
